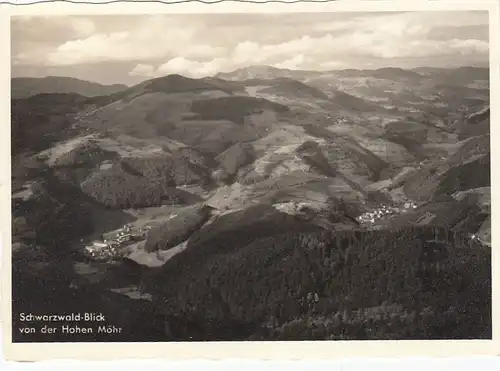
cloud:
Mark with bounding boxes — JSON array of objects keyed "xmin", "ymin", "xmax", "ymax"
[
  {"xmin": 12, "ymin": 16, "xmax": 97, "ymax": 41},
  {"xmin": 313, "ymin": 11, "xmax": 487, "ymax": 35},
  {"xmin": 185, "ymin": 44, "xmax": 227, "ymax": 59},
  {"xmin": 12, "ymin": 16, "xmax": 99, "ymax": 66},
  {"xmin": 306, "ymin": 11, "xmax": 488, "ymax": 61},
  {"xmin": 12, "ymin": 48, "xmax": 48, "ymax": 66},
  {"xmin": 449, "ymin": 39, "xmax": 489, "ymax": 54},
  {"xmin": 157, "ymin": 57, "xmax": 226, "ymax": 78},
  {"xmin": 273, "ymin": 54, "xmax": 307, "ymax": 70},
  {"xmin": 128, "ymin": 31, "xmax": 488, "ymax": 79},
  {"xmin": 129, "ymin": 63, "xmax": 156, "ymax": 77},
  {"xmin": 130, "ymin": 57, "xmax": 228, "ymax": 79},
  {"xmin": 14, "ymin": 12, "xmax": 489, "ymax": 78},
  {"xmin": 70, "ymin": 18, "xmax": 97, "ymax": 38},
  {"xmin": 43, "ymin": 15, "xmax": 223, "ymax": 66},
  {"xmin": 46, "ymin": 32, "xmax": 130, "ymax": 65}
]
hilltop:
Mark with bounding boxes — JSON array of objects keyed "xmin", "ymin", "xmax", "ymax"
[{"xmin": 11, "ymin": 76, "xmax": 127, "ymax": 99}]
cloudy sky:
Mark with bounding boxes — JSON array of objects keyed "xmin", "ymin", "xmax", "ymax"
[{"xmin": 11, "ymin": 11, "xmax": 489, "ymax": 86}]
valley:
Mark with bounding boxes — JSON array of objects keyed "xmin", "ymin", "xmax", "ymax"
[{"xmin": 11, "ymin": 65, "xmax": 491, "ymax": 342}]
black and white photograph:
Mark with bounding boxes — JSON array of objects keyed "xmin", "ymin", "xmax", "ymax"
[{"xmin": 7, "ymin": 6, "xmax": 494, "ymax": 348}]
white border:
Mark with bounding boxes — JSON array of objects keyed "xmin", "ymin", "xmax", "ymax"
[{"xmin": 1, "ymin": 0, "xmax": 499, "ymax": 361}]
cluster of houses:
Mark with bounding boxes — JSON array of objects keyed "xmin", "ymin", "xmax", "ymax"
[
  {"xmin": 355, "ymin": 202, "xmax": 488, "ymax": 246},
  {"xmin": 356, "ymin": 202, "xmax": 418, "ymax": 225},
  {"xmin": 83, "ymin": 224, "xmax": 152, "ymax": 262},
  {"xmin": 335, "ymin": 117, "xmax": 350, "ymax": 125},
  {"xmin": 323, "ymin": 115, "xmax": 349, "ymax": 125}
]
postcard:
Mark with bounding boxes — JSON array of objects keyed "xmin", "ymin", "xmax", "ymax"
[{"xmin": 1, "ymin": 0, "xmax": 499, "ymax": 362}]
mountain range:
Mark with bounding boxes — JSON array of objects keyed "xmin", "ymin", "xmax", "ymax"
[{"xmin": 11, "ymin": 65, "xmax": 491, "ymax": 342}]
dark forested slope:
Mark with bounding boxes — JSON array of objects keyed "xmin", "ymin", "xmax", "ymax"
[{"xmin": 144, "ymin": 224, "xmax": 491, "ymax": 341}]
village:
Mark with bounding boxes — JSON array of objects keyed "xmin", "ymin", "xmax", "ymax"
[
  {"xmin": 356, "ymin": 202, "xmax": 418, "ymax": 226},
  {"xmin": 355, "ymin": 202, "xmax": 488, "ymax": 246},
  {"xmin": 82, "ymin": 224, "xmax": 152, "ymax": 262}
]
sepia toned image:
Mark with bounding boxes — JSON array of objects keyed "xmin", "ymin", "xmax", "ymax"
[{"xmin": 3, "ymin": 1, "xmax": 497, "ymax": 358}]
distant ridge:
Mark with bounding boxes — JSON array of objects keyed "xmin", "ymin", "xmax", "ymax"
[
  {"xmin": 11, "ymin": 76, "xmax": 128, "ymax": 99},
  {"xmin": 215, "ymin": 64, "xmax": 488, "ymax": 82}
]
